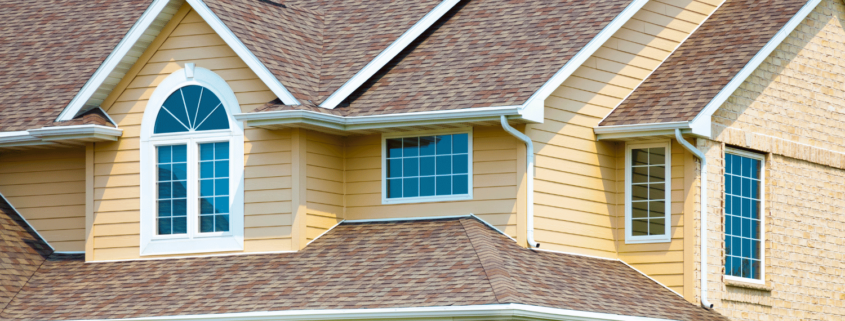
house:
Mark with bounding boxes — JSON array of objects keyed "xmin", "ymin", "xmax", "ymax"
[{"xmin": 0, "ymin": 0, "xmax": 842, "ymax": 320}]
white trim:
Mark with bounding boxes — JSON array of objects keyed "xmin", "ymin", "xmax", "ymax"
[
  {"xmin": 319, "ymin": 0, "xmax": 461, "ymax": 109},
  {"xmin": 687, "ymin": 0, "xmax": 821, "ymax": 137},
  {"xmin": 624, "ymin": 141, "xmax": 672, "ymax": 244},
  {"xmin": 54, "ymin": 251, "xmax": 86, "ymax": 255},
  {"xmin": 723, "ymin": 147, "xmax": 766, "ymax": 284},
  {"xmin": 184, "ymin": 0, "xmax": 299, "ymax": 105},
  {"xmin": 65, "ymin": 303, "xmax": 675, "ymax": 321},
  {"xmin": 469, "ymin": 213, "xmax": 517, "ymax": 243},
  {"xmin": 0, "ymin": 192, "xmax": 55, "ymax": 252},
  {"xmin": 343, "ymin": 214, "xmax": 472, "ymax": 223},
  {"xmin": 28, "ymin": 125, "xmax": 124, "ymax": 139},
  {"xmin": 380, "ymin": 128, "xmax": 473, "ymax": 205},
  {"xmin": 0, "ymin": 125, "xmax": 123, "ymax": 148},
  {"xmin": 139, "ymin": 66, "xmax": 245, "ymax": 257},
  {"xmin": 594, "ymin": 122, "xmax": 693, "ymax": 140},
  {"xmin": 56, "ymin": 0, "xmax": 173, "ymax": 121}
]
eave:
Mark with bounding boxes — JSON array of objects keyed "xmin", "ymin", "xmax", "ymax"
[
  {"xmin": 0, "ymin": 125, "xmax": 123, "ymax": 150},
  {"xmin": 594, "ymin": 121, "xmax": 695, "ymax": 141}
]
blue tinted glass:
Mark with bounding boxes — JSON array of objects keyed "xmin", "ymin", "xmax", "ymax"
[
  {"xmin": 154, "ymin": 109, "xmax": 189, "ymax": 134},
  {"xmin": 742, "ymin": 198, "xmax": 751, "ymax": 218},
  {"xmin": 725, "ymin": 236, "xmax": 733, "ymax": 255},
  {"xmin": 724, "ymin": 174, "xmax": 731, "ymax": 196},
  {"xmin": 196, "ymin": 105, "xmax": 230, "ymax": 131},
  {"xmin": 172, "ymin": 163, "xmax": 187, "ymax": 181},
  {"xmin": 751, "ymin": 219, "xmax": 759, "ymax": 239},
  {"xmin": 403, "ymin": 137, "xmax": 419, "ymax": 157},
  {"xmin": 436, "ymin": 176, "xmax": 451, "ymax": 195},
  {"xmin": 201, "ymin": 161, "xmax": 214, "ymax": 179},
  {"xmin": 403, "ymin": 158, "xmax": 418, "ymax": 177},
  {"xmin": 732, "ymin": 196, "xmax": 741, "ymax": 216},
  {"xmin": 731, "ymin": 257, "xmax": 741, "ymax": 276},
  {"xmin": 172, "ymin": 217, "xmax": 187, "ymax": 234},
  {"xmin": 172, "ymin": 145, "xmax": 187, "ymax": 162},
  {"xmin": 750, "ymin": 200, "xmax": 759, "ymax": 219},
  {"xmin": 181, "ymin": 85, "xmax": 203, "ymax": 127},
  {"xmin": 200, "ymin": 216, "xmax": 214, "ymax": 233},
  {"xmin": 725, "ymin": 196, "xmax": 732, "ymax": 215},
  {"xmin": 436, "ymin": 156, "xmax": 451, "ymax": 175},
  {"xmin": 726, "ymin": 154, "xmax": 734, "ymax": 174},
  {"xmin": 171, "ymin": 89, "xmax": 191, "ymax": 127},
  {"xmin": 215, "ymin": 142, "xmax": 229, "ymax": 159},
  {"xmin": 741, "ymin": 258, "xmax": 751, "ymax": 278},
  {"xmin": 200, "ymin": 198, "xmax": 214, "ymax": 214},
  {"xmin": 388, "ymin": 159, "xmax": 402, "ymax": 178},
  {"xmin": 732, "ymin": 215, "xmax": 741, "ymax": 236},
  {"xmin": 403, "ymin": 178, "xmax": 419, "ymax": 197},
  {"xmin": 387, "ymin": 179, "xmax": 402, "ymax": 198},
  {"xmin": 215, "ymin": 179, "xmax": 228, "ymax": 196},
  {"xmin": 732, "ymin": 176, "xmax": 740, "ymax": 195},
  {"xmin": 215, "ymin": 196, "xmax": 228, "ymax": 214},
  {"xmin": 742, "ymin": 178, "xmax": 750, "ymax": 197},
  {"xmin": 751, "ymin": 179, "xmax": 759, "ymax": 199},
  {"xmin": 725, "ymin": 253, "xmax": 733, "ymax": 271},
  {"xmin": 419, "ymin": 136, "xmax": 436, "ymax": 156},
  {"xmin": 216, "ymin": 215, "xmax": 229, "ymax": 232},
  {"xmin": 197, "ymin": 87, "xmax": 222, "ymax": 126},
  {"xmin": 436, "ymin": 135, "xmax": 451, "ymax": 155},
  {"xmin": 453, "ymin": 155, "xmax": 468, "ymax": 174},
  {"xmin": 751, "ymin": 240, "xmax": 760, "ymax": 259},
  {"xmin": 387, "ymin": 139, "xmax": 402, "ymax": 158},
  {"xmin": 158, "ymin": 218, "xmax": 172, "ymax": 235},
  {"xmin": 200, "ymin": 143, "xmax": 215, "ymax": 161},
  {"xmin": 420, "ymin": 156, "xmax": 435, "ymax": 176},
  {"xmin": 751, "ymin": 159, "xmax": 760, "ymax": 179},
  {"xmin": 453, "ymin": 175, "xmax": 468, "ymax": 194},
  {"xmin": 752, "ymin": 260, "xmax": 760, "ymax": 279},
  {"xmin": 733, "ymin": 237, "xmax": 742, "ymax": 258},
  {"xmin": 173, "ymin": 199, "xmax": 186, "ymax": 216},
  {"xmin": 741, "ymin": 218, "xmax": 751, "ymax": 238},
  {"xmin": 453, "ymin": 134, "xmax": 468, "ymax": 154},
  {"xmin": 158, "ymin": 146, "xmax": 172, "ymax": 163},
  {"xmin": 215, "ymin": 161, "xmax": 229, "ymax": 177},
  {"xmin": 725, "ymin": 215, "xmax": 732, "ymax": 235},
  {"xmin": 158, "ymin": 182, "xmax": 172, "ymax": 199},
  {"xmin": 158, "ymin": 200, "xmax": 172, "ymax": 217},
  {"xmin": 172, "ymin": 181, "xmax": 187, "ymax": 198},
  {"xmin": 201, "ymin": 180, "xmax": 214, "ymax": 197},
  {"xmin": 158, "ymin": 164, "xmax": 172, "ymax": 181},
  {"xmin": 420, "ymin": 177, "xmax": 435, "ymax": 196}
]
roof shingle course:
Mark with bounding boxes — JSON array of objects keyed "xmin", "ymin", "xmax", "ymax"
[{"xmin": 0, "ymin": 196, "xmax": 52, "ymax": 312}]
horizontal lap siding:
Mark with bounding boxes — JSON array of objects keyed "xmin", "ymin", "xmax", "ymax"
[
  {"xmin": 344, "ymin": 126, "xmax": 519, "ymax": 238},
  {"xmin": 0, "ymin": 149, "xmax": 87, "ymax": 252},
  {"xmin": 94, "ymin": 8, "xmax": 288, "ymax": 261},
  {"xmin": 305, "ymin": 131, "xmax": 344, "ymax": 242},
  {"xmin": 533, "ymin": 0, "xmax": 721, "ymax": 294}
]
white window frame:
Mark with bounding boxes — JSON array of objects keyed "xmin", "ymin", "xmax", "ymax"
[
  {"xmin": 381, "ymin": 128, "xmax": 473, "ymax": 204},
  {"xmin": 625, "ymin": 141, "xmax": 672, "ymax": 244},
  {"xmin": 723, "ymin": 147, "xmax": 766, "ymax": 285},
  {"xmin": 139, "ymin": 65, "xmax": 245, "ymax": 256}
]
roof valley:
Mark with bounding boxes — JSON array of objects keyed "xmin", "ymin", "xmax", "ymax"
[{"xmin": 460, "ymin": 218, "xmax": 519, "ymax": 304}]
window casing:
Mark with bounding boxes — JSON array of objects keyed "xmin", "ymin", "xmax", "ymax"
[
  {"xmin": 724, "ymin": 148, "xmax": 765, "ymax": 283},
  {"xmin": 382, "ymin": 129, "xmax": 473, "ymax": 204},
  {"xmin": 625, "ymin": 142, "xmax": 672, "ymax": 244},
  {"xmin": 140, "ymin": 66, "xmax": 245, "ymax": 256}
]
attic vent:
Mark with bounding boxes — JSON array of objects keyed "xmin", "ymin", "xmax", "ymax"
[{"xmin": 258, "ymin": 0, "xmax": 286, "ymax": 8}]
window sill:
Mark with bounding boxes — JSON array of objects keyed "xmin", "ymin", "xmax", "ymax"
[
  {"xmin": 724, "ymin": 277, "xmax": 772, "ymax": 291},
  {"xmin": 141, "ymin": 235, "xmax": 243, "ymax": 256},
  {"xmin": 382, "ymin": 194, "xmax": 472, "ymax": 205}
]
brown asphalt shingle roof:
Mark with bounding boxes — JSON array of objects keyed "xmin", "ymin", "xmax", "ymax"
[
  {"xmin": 0, "ymin": 0, "xmax": 151, "ymax": 132},
  {"xmin": 599, "ymin": 0, "xmax": 807, "ymax": 126},
  {"xmin": 0, "ymin": 196, "xmax": 52, "ymax": 312},
  {"xmin": 0, "ymin": 217, "xmax": 728, "ymax": 321}
]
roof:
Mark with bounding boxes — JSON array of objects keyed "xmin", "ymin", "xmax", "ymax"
[
  {"xmin": 257, "ymin": 0, "xmax": 632, "ymax": 117},
  {"xmin": 0, "ymin": 196, "xmax": 52, "ymax": 312},
  {"xmin": 0, "ymin": 0, "xmax": 151, "ymax": 132},
  {"xmin": 0, "ymin": 217, "xmax": 727, "ymax": 321},
  {"xmin": 599, "ymin": 0, "xmax": 807, "ymax": 127}
]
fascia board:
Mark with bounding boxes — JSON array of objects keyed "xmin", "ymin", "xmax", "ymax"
[
  {"xmin": 56, "ymin": 0, "xmax": 174, "ymax": 121},
  {"xmin": 0, "ymin": 125, "xmax": 123, "ymax": 148},
  {"xmin": 593, "ymin": 121, "xmax": 692, "ymax": 140},
  {"xmin": 185, "ymin": 0, "xmax": 299, "ymax": 106},
  {"xmin": 688, "ymin": 0, "xmax": 822, "ymax": 138},
  {"xmin": 66, "ymin": 304, "xmax": 675, "ymax": 321},
  {"xmin": 319, "ymin": 0, "xmax": 461, "ymax": 109}
]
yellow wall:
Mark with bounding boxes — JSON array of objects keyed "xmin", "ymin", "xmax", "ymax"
[
  {"xmin": 304, "ymin": 131, "xmax": 345, "ymax": 242},
  {"xmin": 0, "ymin": 148, "xmax": 87, "ymax": 252}
]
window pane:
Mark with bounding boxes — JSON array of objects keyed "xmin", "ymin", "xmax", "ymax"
[
  {"xmin": 649, "ymin": 183, "xmax": 665, "ymax": 200},
  {"xmin": 752, "ymin": 260, "xmax": 761, "ymax": 280},
  {"xmin": 420, "ymin": 156, "xmax": 435, "ymax": 176},
  {"xmin": 632, "ymin": 202, "xmax": 648, "ymax": 218},
  {"xmin": 631, "ymin": 149, "xmax": 648, "ymax": 166},
  {"xmin": 741, "ymin": 197, "xmax": 751, "ymax": 218},
  {"xmin": 172, "ymin": 217, "xmax": 187, "ymax": 234},
  {"xmin": 215, "ymin": 160, "xmax": 229, "ymax": 177},
  {"xmin": 215, "ymin": 215, "xmax": 230, "ymax": 232},
  {"xmin": 387, "ymin": 179, "xmax": 402, "ymax": 198},
  {"xmin": 154, "ymin": 107, "xmax": 190, "ymax": 134},
  {"xmin": 419, "ymin": 136, "xmax": 436, "ymax": 156},
  {"xmin": 388, "ymin": 159, "xmax": 402, "ymax": 178},
  {"xmin": 725, "ymin": 236, "xmax": 733, "ymax": 255},
  {"xmin": 196, "ymin": 105, "xmax": 230, "ymax": 131},
  {"xmin": 215, "ymin": 179, "xmax": 228, "ymax": 196},
  {"xmin": 198, "ymin": 88, "xmax": 222, "ymax": 128},
  {"xmin": 420, "ymin": 177, "xmax": 435, "ymax": 196},
  {"xmin": 214, "ymin": 196, "xmax": 228, "ymax": 214},
  {"xmin": 649, "ymin": 201, "xmax": 665, "ymax": 217},
  {"xmin": 403, "ymin": 178, "xmax": 419, "ymax": 198},
  {"xmin": 453, "ymin": 175, "xmax": 468, "ymax": 195},
  {"xmin": 158, "ymin": 200, "xmax": 172, "ymax": 217},
  {"xmin": 436, "ymin": 156, "xmax": 451, "ymax": 175},
  {"xmin": 200, "ymin": 215, "xmax": 214, "ymax": 233},
  {"xmin": 648, "ymin": 148, "xmax": 665, "ymax": 165},
  {"xmin": 403, "ymin": 158, "xmax": 418, "ymax": 177},
  {"xmin": 742, "ymin": 157, "xmax": 752, "ymax": 177},
  {"xmin": 200, "ymin": 161, "xmax": 214, "ymax": 179},
  {"xmin": 750, "ymin": 159, "xmax": 760, "ymax": 179},
  {"xmin": 386, "ymin": 133, "xmax": 470, "ymax": 200},
  {"xmin": 215, "ymin": 142, "xmax": 229, "ymax": 159},
  {"xmin": 387, "ymin": 139, "xmax": 403, "ymax": 158},
  {"xmin": 158, "ymin": 146, "xmax": 172, "ymax": 163},
  {"xmin": 158, "ymin": 164, "xmax": 172, "ymax": 181},
  {"xmin": 631, "ymin": 185, "xmax": 648, "ymax": 201},
  {"xmin": 200, "ymin": 198, "xmax": 214, "ymax": 214},
  {"xmin": 632, "ymin": 219, "xmax": 648, "ymax": 236},
  {"xmin": 649, "ymin": 166, "xmax": 665, "ymax": 182},
  {"xmin": 632, "ymin": 167, "xmax": 648, "ymax": 183},
  {"xmin": 158, "ymin": 182, "xmax": 172, "ymax": 199},
  {"xmin": 172, "ymin": 145, "xmax": 187, "ymax": 162},
  {"xmin": 436, "ymin": 176, "xmax": 451, "ymax": 195},
  {"xmin": 453, "ymin": 134, "xmax": 468, "ymax": 154},
  {"xmin": 436, "ymin": 135, "xmax": 452, "ymax": 155},
  {"xmin": 402, "ymin": 137, "xmax": 419, "ymax": 157},
  {"xmin": 181, "ymin": 85, "xmax": 202, "ymax": 127},
  {"xmin": 172, "ymin": 163, "xmax": 187, "ymax": 181},
  {"xmin": 649, "ymin": 219, "xmax": 665, "ymax": 236},
  {"xmin": 725, "ymin": 195, "xmax": 732, "ymax": 215},
  {"xmin": 158, "ymin": 218, "xmax": 172, "ymax": 235},
  {"xmin": 172, "ymin": 181, "xmax": 187, "ymax": 198},
  {"xmin": 200, "ymin": 143, "xmax": 215, "ymax": 161},
  {"xmin": 453, "ymin": 154, "xmax": 468, "ymax": 174},
  {"xmin": 726, "ymin": 154, "xmax": 734, "ymax": 174}
]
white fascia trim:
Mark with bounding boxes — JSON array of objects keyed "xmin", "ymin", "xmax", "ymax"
[
  {"xmin": 0, "ymin": 125, "xmax": 123, "ymax": 147},
  {"xmin": 517, "ymin": 0, "xmax": 649, "ymax": 122},
  {"xmin": 56, "ymin": 0, "xmax": 172, "ymax": 121},
  {"xmin": 234, "ymin": 106, "xmax": 520, "ymax": 131},
  {"xmin": 319, "ymin": 0, "xmax": 461, "ymax": 109},
  {"xmin": 68, "ymin": 303, "xmax": 675, "ymax": 321},
  {"xmin": 593, "ymin": 121, "xmax": 691, "ymax": 140},
  {"xmin": 343, "ymin": 214, "xmax": 473, "ymax": 223},
  {"xmin": 184, "ymin": 0, "xmax": 299, "ymax": 106},
  {"xmin": 0, "ymin": 192, "xmax": 56, "ymax": 252},
  {"xmin": 688, "ymin": 0, "xmax": 822, "ymax": 138}
]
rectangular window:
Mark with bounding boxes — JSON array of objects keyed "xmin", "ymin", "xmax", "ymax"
[
  {"xmin": 625, "ymin": 142, "xmax": 671, "ymax": 243},
  {"xmin": 157, "ymin": 145, "xmax": 188, "ymax": 235},
  {"xmin": 199, "ymin": 142, "xmax": 230, "ymax": 233},
  {"xmin": 724, "ymin": 150, "xmax": 764, "ymax": 281},
  {"xmin": 383, "ymin": 131, "xmax": 472, "ymax": 203}
]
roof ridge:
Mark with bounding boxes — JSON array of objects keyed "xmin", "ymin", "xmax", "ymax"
[{"xmin": 459, "ymin": 218, "xmax": 519, "ymax": 304}]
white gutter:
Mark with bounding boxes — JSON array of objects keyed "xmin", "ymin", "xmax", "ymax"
[
  {"xmin": 500, "ymin": 115, "xmax": 538, "ymax": 248},
  {"xmin": 674, "ymin": 129, "xmax": 713, "ymax": 309},
  {"xmin": 594, "ymin": 121, "xmax": 693, "ymax": 140},
  {"xmin": 0, "ymin": 125, "xmax": 123, "ymax": 148},
  {"xmin": 67, "ymin": 303, "xmax": 674, "ymax": 321}
]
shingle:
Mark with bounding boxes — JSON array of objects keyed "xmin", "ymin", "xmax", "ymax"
[
  {"xmin": 599, "ymin": 0, "xmax": 806, "ymax": 126},
  {"xmin": 0, "ymin": 196, "xmax": 52, "ymax": 312}
]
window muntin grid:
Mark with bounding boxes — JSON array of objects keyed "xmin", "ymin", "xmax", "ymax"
[
  {"xmin": 630, "ymin": 147, "xmax": 667, "ymax": 236},
  {"xmin": 199, "ymin": 142, "xmax": 230, "ymax": 233},
  {"xmin": 157, "ymin": 145, "xmax": 188, "ymax": 235},
  {"xmin": 385, "ymin": 133, "xmax": 469, "ymax": 199},
  {"xmin": 724, "ymin": 152, "xmax": 762, "ymax": 280}
]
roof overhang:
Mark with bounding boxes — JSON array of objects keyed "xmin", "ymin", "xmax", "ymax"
[
  {"xmin": 0, "ymin": 125, "xmax": 123, "ymax": 150},
  {"xmin": 594, "ymin": 121, "xmax": 697, "ymax": 141},
  {"xmin": 67, "ymin": 303, "xmax": 675, "ymax": 321}
]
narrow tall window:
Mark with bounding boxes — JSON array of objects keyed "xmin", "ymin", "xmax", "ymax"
[
  {"xmin": 199, "ymin": 142, "xmax": 230, "ymax": 233},
  {"xmin": 157, "ymin": 145, "xmax": 188, "ymax": 235},
  {"xmin": 383, "ymin": 130, "xmax": 472, "ymax": 204},
  {"xmin": 724, "ymin": 150, "xmax": 764, "ymax": 281},
  {"xmin": 625, "ymin": 142, "xmax": 671, "ymax": 243}
]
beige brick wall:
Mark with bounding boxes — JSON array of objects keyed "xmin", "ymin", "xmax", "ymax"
[{"xmin": 704, "ymin": 0, "xmax": 845, "ymax": 319}]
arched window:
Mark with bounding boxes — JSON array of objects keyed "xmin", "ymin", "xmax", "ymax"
[{"xmin": 140, "ymin": 65, "xmax": 244, "ymax": 256}]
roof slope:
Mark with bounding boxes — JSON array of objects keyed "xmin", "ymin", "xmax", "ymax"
[
  {"xmin": 1, "ymin": 218, "xmax": 726, "ymax": 321},
  {"xmin": 0, "ymin": 0, "xmax": 150, "ymax": 132},
  {"xmin": 256, "ymin": 0, "xmax": 632, "ymax": 117},
  {"xmin": 600, "ymin": 0, "xmax": 807, "ymax": 126},
  {"xmin": 0, "ymin": 196, "xmax": 52, "ymax": 312}
]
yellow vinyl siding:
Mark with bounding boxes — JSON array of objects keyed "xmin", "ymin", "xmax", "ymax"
[
  {"xmin": 92, "ymin": 6, "xmax": 291, "ymax": 260},
  {"xmin": 305, "ymin": 131, "xmax": 345, "ymax": 242},
  {"xmin": 344, "ymin": 126, "xmax": 519, "ymax": 237},
  {"xmin": 0, "ymin": 149, "xmax": 87, "ymax": 252}
]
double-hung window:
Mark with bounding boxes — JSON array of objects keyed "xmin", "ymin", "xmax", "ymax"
[
  {"xmin": 140, "ymin": 66, "xmax": 244, "ymax": 256},
  {"xmin": 724, "ymin": 149, "xmax": 764, "ymax": 282},
  {"xmin": 383, "ymin": 130, "xmax": 472, "ymax": 204},
  {"xmin": 625, "ymin": 142, "xmax": 671, "ymax": 243}
]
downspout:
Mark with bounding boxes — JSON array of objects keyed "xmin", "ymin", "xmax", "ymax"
[
  {"xmin": 500, "ymin": 116, "xmax": 539, "ymax": 248},
  {"xmin": 674, "ymin": 129, "xmax": 713, "ymax": 309}
]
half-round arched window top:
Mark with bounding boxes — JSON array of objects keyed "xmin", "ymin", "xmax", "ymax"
[{"xmin": 154, "ymin": 85, "xmax": 230, "ymax": 134}]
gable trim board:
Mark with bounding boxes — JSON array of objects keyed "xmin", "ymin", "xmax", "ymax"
[
  {"xmin": 593, "ymin": 0, "xmax": 823, "ymax": 140},
  {"xmin": 61, "ymin": 303, "xmax": 674, "ymax": 321},
  {"xmin": 319, "ymin": 0, "xmax": 461, "ymax": 109},
  {"xmin": 55, "ymin": 0, "xmax": 301, "ymax": 123},
  {"xmin": 0, "ymin": 125, "xmax": 123, "ymax": 149}
]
